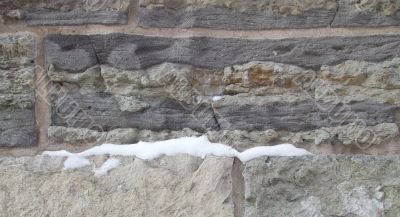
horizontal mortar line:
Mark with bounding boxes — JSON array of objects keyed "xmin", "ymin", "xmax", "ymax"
[{"xmin": 2, "ymin": 25, "xmax": 400, "ymax": 39}]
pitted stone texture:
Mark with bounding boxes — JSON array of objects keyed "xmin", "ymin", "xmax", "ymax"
[
  {"xmin": 139, "ymin": 0, "xmax": 338, "ymax": 29},
  {"xmin": 0, "ymin": 33, "xmax": 36, "ymax": 69},
  {"xmin": 47, "ymin": 126, "xmax": 280, "ymax": 152},
  {"xmin": 280, "ymin": 123, "xmax": 399, "ymax": 153},
  {"xmin": 244, "ymin": 155, "xmax": 400, "ymax": 217},
  {"xmin": 48, "ymin": 126, "xmax": 202, "ymax": 146},
  {"xmin": 0, "ymin": 33, "xmax": 37, "ymax": 147},
  {"xmin": 50, "ymin": 92, "xmax": 219, "ymax": 133},
  {"xmin": 138, "ymin": 0, "xmax": 400, "ymax": 29},
  {"xmin": 321, "ymin": 58, "xmax": 400, "ymax": 90},
  {"xmin": 44, "ymin": 34, "xmax": 400, "ymax": 72},
  {"xmin": 45, "ymin": 34, "xmax": 400, "ymax": 151},
  {"xmin": 0, "ymin": 155, "xmax": 234, "ymax": 217},
  {"xmin": 213, "ymin": 97, "xmax": 396, "ymax": 131},
  {"xmin": 0, "ymin": 0, "xmax": 129, "ymax": 25},
  {"xmin": 332, "ymin": 0, "xmax": 400, "ymax": 27}
]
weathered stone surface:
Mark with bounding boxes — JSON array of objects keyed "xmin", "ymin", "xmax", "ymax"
[
  {"xmin": 281, "ymin": 123, "xmax": 399, "ymax": 149},
  {"xmin": 48, "ymin": 125, "xmax": 281, "ymax": 152},
  {"xmin": 50, "ymin": 92, "xmax": 219, "ymax": 132},
  {"xmin": 244, "ymin": 155, "xmax": 400, "ymax": 217},
  {"xmin": 332, "ymin": 0, "xmax": 400, "ymax": 27},
  {"xmin": 138, "ymin": 0, "xmax": 337, "ymax": 29},
  {"xmin": 100, "ymin": 63, "xmax": 210, "ymax": 104},
  {"xmin": 0, "ymin": 33, "xmax": 36, "ymax": 69},
  {"xmin": 321, "ymin": 58, "xmax": 400, "ymax": 90},
  {"xmin": 48, "ymin": 126, "xmax": 202, "ymax": 146},
  {"xmin": 0, "ymin": 0, "xmax": 129, "ymax": 25},
  {"xmin": 47, "ymin": 65, "xmax": 105, "ymax": 92},
  {"xmin": 44, "ymin": 34, "xmax": 400, "ymax": 72},
  {"xmin": 213, "ymin": 97, "xmax": 396, "ymax": 131},
  {"xmin": 49, "ymin": 89, "xmax": 396, "ymax": 137},
  {"xmin": 0, "ymin": 33, "xmax": 37, "ymax": 147},
  {"xmin": 0, "ymin": 155, "xmax": 234, "ymax": 217},
  {"xmin": 46, "ymin": 49, "xmax": 400, "ymax": 151},
  {"xmin": 45, "ymin": 34, "xmax": 400, "ymax": 151},
  {"xmin": 138, "ymin": 0, "xmax": 400, "ymax": 29},
  {"xmin": 207, "ymin": 129, "xmax": 279, "ymax": 151}
]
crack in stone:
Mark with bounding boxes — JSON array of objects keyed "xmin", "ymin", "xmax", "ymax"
[
  {"xmin": 211, "ymin": 102, "xmax": 222, "ymax": 131},
  {"xmin": 232, "ymin": 158, "xmax": 245, "ymax": 217},
  {"xmin": 329, "ymin": 0, "xmax": 340, "ymax": 27}
]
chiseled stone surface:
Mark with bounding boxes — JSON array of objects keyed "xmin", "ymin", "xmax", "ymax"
[
  {"xmin": 50, "ymin": 92, "xmax": 219, "ymax": 132},
  {"xmin": 0, "ymin": 0, "xmax": 129, "ymax": 25},
  {"xmin": 45, "ymin": 34, "xmax": 400, "ymax": 152},
  {"xmin": 45, "ymin": 34, "xmax": 400, "ymax": 72},
  {"xmin": 213, "ymin": 98, "xmax": 396, "ymax": 131},
  {"xmin": 138, "ymin": 0, "xmax": 400, "ymax": 29},
  {"xmin": 0, "ymin": 155, "xmax": 234, "ymax": 217},
  {"xmin": 0, "ymin": 33, "xmax": 37, "ymax": 147},
  {"xmin": 332, "ymin": 0, "xmax": 400, "ymax": 27},
  {"xmin": 47, "ymin": 126, "xmax": 281, "ymax": 152},
  {"xmin": 139, "ymin": 0, "xmax": 338, "ymax": 29},
  {"xmin": 1, "ymin": 154, "xmax": 400, "ymax": 217},
  {"xmin": 244, "ymin": 155, "xmax": 400, "ymax": 217}
]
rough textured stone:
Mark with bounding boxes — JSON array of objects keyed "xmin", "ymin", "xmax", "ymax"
[
  {"xmin": 244, "ymin": 155, "xmax": 400, "ymax": 217},
  {"xmin": 48, "ymin": 125, "xmax": 281, "ymax": 151},
  {"xmin": 47, "ymin": 58, "xmax": 400, "ymax": 151},
  {"xmin": 44, "ymin": 34, "xmax": 400, "ymax": 72},
  {"xmin": 45, "ymin": 34, "xmax": 400, "ymax": 151},
  {"xmin": 281, "ymin": 123, "xmax": 399, "ymax": 148},
  {"xmin": 0, "ymin": 0, "xmax": 129, "ymax": 25},
  {"xmin": 321, "ymin": 58, "xmax": 400, "ymax": 90},
  {"xmin": 47, "ymin": 65, "xmax": 105, "ymax": 92},
  {"xmin": 207, "ymin": 129, "xmax": 279, "ymax": 151},
  {"xmin": 0, "ymin": 155, "xmax": 234, "ymax": 217},
  {"xmin": 139, "ymin": 0, "xmax": 338, "ymax": 29},
  {"xmin": 48, "ymin": 126, "xmax": 202, "ymax": 146},
  {"xmin": 332, "ymin": 0, "xmax": 400, "ymax": 27},
  {"xmin": 213, "ymin": 97, "xmax": 396, "ymax": 131},
  {"xmin": 101, "ymin": 63, "xmax": 199, "ymax": 104},
  {"xmin": 0, "ymin": 33, "xmax": 37, "ymax": 147},
  {"xmin": 138, "ymin": 0, "xmax": 400, "ymax": 29},
  {"xmin": 50, "ymin": 92, "xmax": 219, "ymax": 132}
]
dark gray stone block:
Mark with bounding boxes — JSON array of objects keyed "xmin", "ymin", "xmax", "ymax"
[
  {"xmin": 138, "ymin": 0, "xmax": 400, "ymax": 29},
  {"xmin": 0, "ymin": 108, "xmax": 37, "ymax": 147},
  {"xmin": 214, "ymin": 100, "xmax": 396, "ymax": 131},
  {"xmin": 44, "ymin": 35, "xmax": 98, "ymax": 73},
  {"xmin": 50, "ymin": 92, "xmax": 219, "ymax": 132},
  {"xmin": 138, "ymin": 7, "xmax": 336, "ymax": 30},
  {"xmin": 0, "ymin": 0, "xmax": 129, "ymax": 25},
  {"xmin": 44, "ymin": 34, "xmax": 400, "ymax": 72},
  {"xmin": 25, "ymin": 11, "xmax": 128, "ymax": 26}
]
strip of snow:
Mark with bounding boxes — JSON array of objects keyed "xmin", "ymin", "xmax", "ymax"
[
  {"xmin": 45, "ymin": 136, "xmax": 240, "ymax": 159},
  {"xmin": 43, "ymin": 136, "xmax": 312, "ymax": 174},
  {"xmin": 93, "ymin": 158, "xmax": 121, "ymax": 177},
  {"xmin": 238, "ymin": 144, "xmax": 312, "ymax": 162},
  {"xmin": 212, "ymin": 96, "xmax": 223, "ymax": 101},
  {"xmin": 63, "ymin": 156, "xmax": 91, "ymax": 170}
]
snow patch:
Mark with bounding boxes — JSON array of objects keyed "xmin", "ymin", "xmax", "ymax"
[
  {"xmin": 238, "ymin": 144, "xmax": 312, "ymax": 162},
  {"xmin": 93, "ymin": 158, "xmax": 121, "ymax": 177},
  {"xmin": 63, "ymin": 156, "xmax": 91, "ymax": 170},
  {"xmin": 43, "ymin": 136, "xmax": 312, "ymax": 174},
  {"xmin": 212, "ymin": 96, "xmax": 223, "ymax": 101}
]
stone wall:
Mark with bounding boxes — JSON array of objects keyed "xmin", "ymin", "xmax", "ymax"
[
  {"xmin": 1, "ymin": 0, "xmax": 400, "ymax": 154},
  {"xmin": 1, "ymin": 0, "xmax": 400, "ymax": 216},
  {"xmin": 1, "ymin": 155, "xmax": 400, "ymax": 216}
]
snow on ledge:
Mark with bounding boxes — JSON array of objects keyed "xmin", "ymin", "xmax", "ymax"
[{"xmin": 43, "ymin": 136, "xmax": 312, "ymax": 175}]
